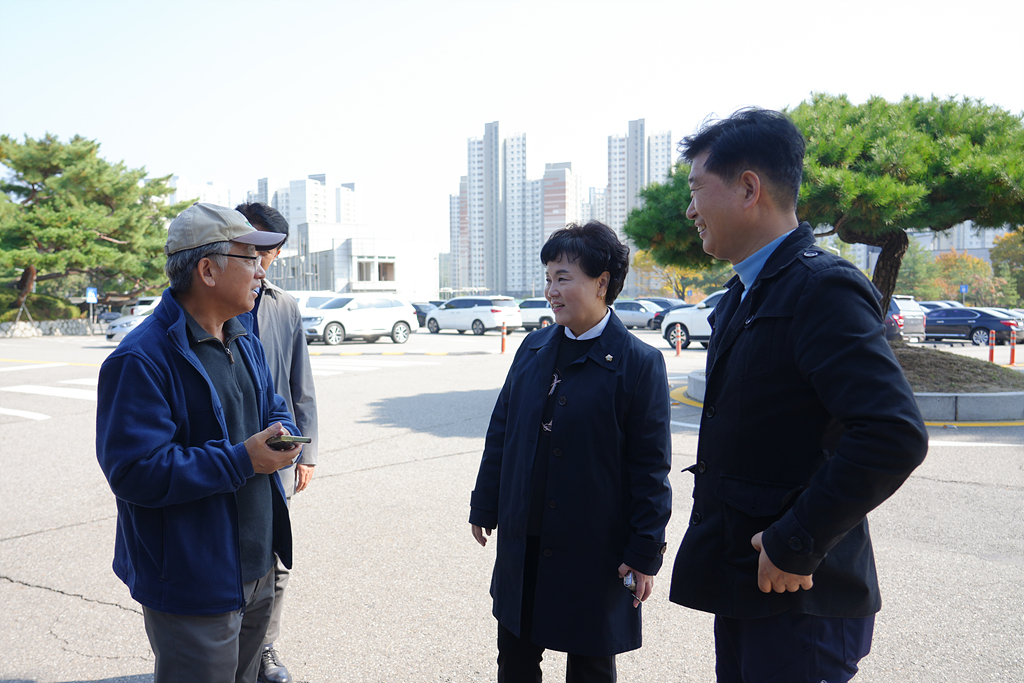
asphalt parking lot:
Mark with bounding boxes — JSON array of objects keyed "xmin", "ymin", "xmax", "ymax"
[{"xmin": 0, "ymin": 332, "xmax": 1021, "ymax": 682}]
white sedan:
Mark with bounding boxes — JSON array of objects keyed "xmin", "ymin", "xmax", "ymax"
[
  {"xmin": 612, "ymin": 300, "xmax": 664, "ymax": 329},
  {"xmin": 660, "ymin": 290, "xmax": 728, "ymax": 349},
  {"xmin": 105, "ymin": 314, "xmax": 149, "ymax": 342}
]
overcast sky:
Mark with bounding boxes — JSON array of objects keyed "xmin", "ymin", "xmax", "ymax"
[{"xmin": 2, "ymin": 0, "xmax": 1022, "ymax": 252}]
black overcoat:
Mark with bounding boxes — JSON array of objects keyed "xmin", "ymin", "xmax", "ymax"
[
  {"xmin": 669, "ymin": 224, "xmax": 929, "ymax": 618},
  {"xmin": 470, "ymin": 312, "xmax": 672, "ymax": 656}
]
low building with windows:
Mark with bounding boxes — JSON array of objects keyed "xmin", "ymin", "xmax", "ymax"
[{"xmin": 266, "ymin": 222, "xmax": 439, "ymax": 302}]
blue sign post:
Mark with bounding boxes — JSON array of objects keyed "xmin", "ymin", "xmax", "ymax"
[
  {"xmin": 86, "ymin": 287, "xmax": 98, "ymax": 324},
  {"xmin": 960, "ymin": 284, "xmax": 968, "ymax": 304}
]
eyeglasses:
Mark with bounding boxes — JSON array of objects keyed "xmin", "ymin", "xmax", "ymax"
[{"xmin": 224, "ymin": 253, "xmax": 259, "ymax": 267}]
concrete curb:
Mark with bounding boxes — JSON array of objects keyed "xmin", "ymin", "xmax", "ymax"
[{"xmin": 685, "ymin": 371, "xmax": 1024, "ymax": 423}]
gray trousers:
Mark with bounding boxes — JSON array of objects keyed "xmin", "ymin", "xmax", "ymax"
[
  {"xmin": 264, "ymin": 483, "xmax": 294, "ymax": 647},
  {"xmin": 264, "ymin": 552, "xmax": 289, "ymax": 645},
  {"xmin": 144, "ymin": 567, "xmax": 276, "ymax": 683}
]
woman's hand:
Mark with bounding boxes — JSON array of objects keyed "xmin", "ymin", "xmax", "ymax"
[
  {"xmin": 618, "ymin": 563, "xmax": 653, "ymax": 608},
  {"xmin": 471, "ymin": 524, "xmax": 493, "ymax": 547}
]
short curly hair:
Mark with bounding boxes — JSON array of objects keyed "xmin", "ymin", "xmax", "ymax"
[{"xmin": 540, "ymin": 221, "xmax": 630, "ymax": 305}]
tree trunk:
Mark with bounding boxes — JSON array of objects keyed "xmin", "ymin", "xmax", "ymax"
[
  {"xmin": 838, "ymin": 229, "xmax": 909, "ymax": 313},
  {"xmin": 11, "ymin": 265, "xmax": 36, "ymax": 310}
]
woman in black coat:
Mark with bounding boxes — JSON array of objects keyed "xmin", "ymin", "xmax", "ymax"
[{"xmin": 470, "ymin": 221, "xmax": 673, "ymax": 682}]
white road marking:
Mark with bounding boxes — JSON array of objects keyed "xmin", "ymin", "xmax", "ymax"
[
  {"xmin": 928, "ymin": 439, "xmax": 1019, "ymax": 448},
  {"xmin": 0, "ymin": 363, "xmax": 69, "ymax": 373},
  {"xmin": 671, "ymin": 421, "xmax": 702, "ymax": 429},
  {"xmin": 59, "ymin": 378, "xmax": 99, "ymax": 386},
  {"xmin": 0, "ymin": 385, "xmax": 97, "ymax": 401},
  {"xmin": 309, "ymin": 357, "xmax": 440, "ymax": 376},
  {"xmin": 0, "ymin": 407, "xmax": 50, "ymax": 421}
]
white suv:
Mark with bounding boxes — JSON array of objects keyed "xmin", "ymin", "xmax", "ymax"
[
  {"xmin": 660, "ymin": 290, "xmax": 728, "ymax": 349},
  {"xmin": 519, "ymin": 297, "xmax": 554, "ymax": 330},
  {"xmin": 302, "ymin": 294, "xmax": 419, "ymax": 345},
  {"xmin": 426, "ymin": 296, "xmax": 522, "ymax": 335}
]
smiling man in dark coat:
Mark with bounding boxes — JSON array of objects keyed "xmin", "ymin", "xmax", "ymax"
[{"xmin": 668, "ymin": 109, "xmax": 928, "ymax": 682}]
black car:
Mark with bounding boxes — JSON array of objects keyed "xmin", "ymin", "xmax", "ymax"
[
  {"xmin": 649, "ymin": 303, "xmax": 695, "ymax": 330},
  {"xmin": 924, "ymin": 307, "xmax": 1023, "ymax": 345},
  {"xmin": 884, "ymin": 296, "xmax": 927, "ymax": 342},
  {"xmin": 411, "ymin": 302, "xmax": 437, "ymax": 327}
]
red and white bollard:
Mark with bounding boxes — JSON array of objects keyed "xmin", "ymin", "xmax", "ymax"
[
  {"xmin": 541, "ymin": 319, "xmax": 549, "ymax": 328},
  {"xmin": 989, "ymin": 329, "xmax": 996, "ymax": 363},
  {"xmin": 1010, "ymin": 329, "xmax": 1017, "ymax": 366},
  {"xmin": 675, "ymin": 323, "xmax": 682, "ymax": 357},
  {"xmin": 501, "ymin": 321, "xmax": 507, "ymax": 354}
]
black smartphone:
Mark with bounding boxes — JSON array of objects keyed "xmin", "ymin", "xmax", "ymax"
[{"xmin": 266, "ymin": 435, "xmax": 311, "ymax": 451}]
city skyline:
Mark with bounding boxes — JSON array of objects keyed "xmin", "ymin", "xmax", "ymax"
[
  {"xmin": 2, "ymin": 0, "xmax": 1022, "ymax": 257},
  {"xmin": 448, "ymin": 118, "xmax": 670, "ymax": 297}
]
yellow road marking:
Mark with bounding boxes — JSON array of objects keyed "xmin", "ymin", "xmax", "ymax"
[{"xmin": 669, "ymin": 384, "xmax": 1023, "ymax": 427}]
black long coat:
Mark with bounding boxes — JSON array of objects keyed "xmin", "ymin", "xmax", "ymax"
[
  {"xmin": 669, "ymin": 224, "xmax": 928, "ymax": 618},
  {"xmin": 470, "ymin": 312, "xmax": 672, "ymax": 656}
]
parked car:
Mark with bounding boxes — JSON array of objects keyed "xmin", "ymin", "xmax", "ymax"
[
  {"xmin": 924, "ymin": 306, "xmax": 1022, "ymax": 345},
  {"xmin": 638, "ymin": 297, "xmax": 686, "ymax": 311},
  {"xmin": 411, "ymin": 302, "xmax": 438, "ymax": 328},
  {"xmin": 884, "ymin": 296, "xmax": 927, "ymax": 342},
  {"xmin": 649, "ymin": 302, "xmax": 695, "ymax": 330},
  {"xmin": 290, "ymin": 290, "xmax": 338, "ymax": 311},
  {"xmin": 96, "ymin": 309, "xmax": 122, "ymax": 323},
  {"xmin": 120, "ymin": 295, "xmax": 162, "ymax": 317},
  {"xmin": 302, "ymin": 294, "xmax": 419, "ymax": 345},
  {"xmin": 918, "ymin": 301, "xmax": 952, "ymax": 311},
  {"xmin": 612, "ymin": 300, "xmax": 664, "ymax": 329},
  {"xmin": 661, "ymin": 290, "xmax": 728, "ymax": 349},
  {"xmin": 519, "ymin": 297, "xmax": 554, "ymax": 330},
  {"xmin": 425, "ymin": 296, "xmax": 522, "ymax": 335},
  {"xmin": 105, "ymin": 314, "xmax": 149, "ymax": 342}
]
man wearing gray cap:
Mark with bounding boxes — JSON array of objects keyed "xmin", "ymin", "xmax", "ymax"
[{"xmin": 96, "ymin": 203, "xmax": 305, "ymax": 683}]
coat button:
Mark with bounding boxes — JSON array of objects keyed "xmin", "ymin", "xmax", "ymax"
[
  {"xmin": 804, "ymin": 251, "xmax": 818, "ymax": 257},
  {"xmin": 548, "ymin": 499, "xmax": 557, "ymax": 509},
  {"xmin": 543, "ymin": 549, "xmax": 553, "ymax": 557},
  {"xmin": 705, "ymin": 406, "xmax": 715, "ymax": 418},
  {"xmin": 558, "ymin": 396, "xmax": 567, "ymax": 405},
  {"xmin": 553, "ymin": 448, "xmax": 562, "ymax": 457},
  {"xmin": 789, "ymin": 537, "xmax": 803, "ymax": 551},
  {"xmin": 744, "ymin": 316, "xmax": 753, "ymax": 326},
  {"xmin": 697, "ymin": 461, "xmax": 706, "ymax": 473},
  {"xmin": 690, "ymin": 511, "xmax": 701, "ymax": 525}
]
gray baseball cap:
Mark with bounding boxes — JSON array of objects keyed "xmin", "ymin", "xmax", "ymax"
[{"xmin": 165, "ymin": 203, "xmax": 286, "ymax": 256}]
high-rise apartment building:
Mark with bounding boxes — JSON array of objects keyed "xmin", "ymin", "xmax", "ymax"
[
  {"xmin": 448, "ymin": 176, "xmax": 469, "ymax": 291},
  {"xmin": 504, "ymin": 133, "xmax": 530, "ymax": 293},
  {"xmin": 336, "ymin": 183, "xmax": 357, "ymax": 224},
  {"xmin": 626, "ymin": 119, "xmax": 646, "ymax": 216},
  {"xmin": 543, "ymin": 162, "xmax": 580, "ymax": 243},
  {"xmin": 458, "ymin": 122, "xmax": 504, "ymax": 293},
  {"xmin": 607, "ymin": 135, "xmax": 628, "ymax": 234},
  {"xmin": 648, "ymin": 130, "xmax": 674, "ymax": 185}
]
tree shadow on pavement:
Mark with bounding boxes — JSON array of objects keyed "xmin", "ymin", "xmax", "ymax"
[{"xmin": 361, "ymin": 389, "xmax": 498, "ymax": 438}]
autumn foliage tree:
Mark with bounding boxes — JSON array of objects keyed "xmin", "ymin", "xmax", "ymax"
[
  {"xmin": 0, "ymin": 134, "xmax": 189, "ymax": 310},
  {"xmin": 989, "ymin": 230, "xmax": 1024, "ymax": 302},
  {"xmin": 932, "ymin": 249, "xmax": 1016, "ymax": 307},
  {"xmin": 631, "ymin": 249, "xmax": 732, "ymax": 301}
]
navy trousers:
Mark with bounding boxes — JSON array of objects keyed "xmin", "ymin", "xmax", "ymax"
[{"xmin": 714, "ymin": 611, "xmax": 874, "ymax": 683}]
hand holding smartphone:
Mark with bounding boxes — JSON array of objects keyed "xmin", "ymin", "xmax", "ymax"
[{"xmin": 265, "ymin": 435, "xmax": 311, "ymax": 451}]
